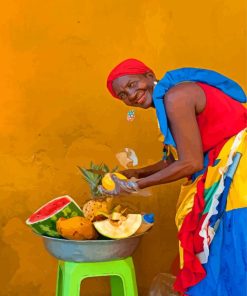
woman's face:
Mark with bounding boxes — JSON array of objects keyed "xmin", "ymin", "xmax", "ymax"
[{"xmin": 112, "ymin": 72, "xmax": 156, "ymax": 109}]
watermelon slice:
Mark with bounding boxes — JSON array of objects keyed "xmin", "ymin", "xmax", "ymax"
[
  {"xmin": 93, "ymin": 214, "xmax": 142, "ymax": 239},
  {"xmin": 26, "ymin": 195, "xmax": 83, "ymax": 238}
]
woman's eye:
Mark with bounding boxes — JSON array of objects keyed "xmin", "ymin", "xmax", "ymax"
[
  {"xmin": 129, "ymin": 82, "xmax": 136, "ymax": 88},
  {"xmin": 119, "ymin": 93, "xmax": 127, "ymax": 100}
]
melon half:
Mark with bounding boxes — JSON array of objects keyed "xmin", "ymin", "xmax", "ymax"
[
  {"xmin": 93, "ymin": 214, "xmax": 142, "ymax": 239},
  {"xmin": 26, "ymin": 195, "xmax": 83, "ymax": 238}
]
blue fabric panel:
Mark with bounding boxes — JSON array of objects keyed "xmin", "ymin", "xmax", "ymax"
[{"xmin": 186, "ymin": 207, "xmax": 247, "ymax": 296}]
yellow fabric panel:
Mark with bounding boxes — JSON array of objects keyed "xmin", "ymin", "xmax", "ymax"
[
  {"xmin": 168, "ymin": 145, "xmax": 179, "ymax": 161},
  {"xmin": 179, "ymin": 241, "xmax": 184, "ymax": 269},
  {"xmin": 204, "ymin": 137, "xmax": 234, "ymax": 190},
  {"xmin": 175, "ymin": 177, "xmax": 200, "ymax": 231},
  {"xmin": 226, "ymin": 130, "xmax": 247, "ymax": 211}
]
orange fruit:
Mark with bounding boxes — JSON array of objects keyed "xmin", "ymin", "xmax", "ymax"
[{"xmin": 102, "ymin": 173, "xmax": 127, "ymax": 191}]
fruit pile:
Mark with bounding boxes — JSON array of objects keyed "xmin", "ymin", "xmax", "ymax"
[
  {"xmin": 26, "ymin": 162, "xmax": 153, "ymax": 241},
  {"xmin": 26, "ymin": 195, "xmax": 143, "ymax": 240}
]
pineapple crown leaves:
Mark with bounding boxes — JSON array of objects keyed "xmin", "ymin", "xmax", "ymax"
[
  {"xmin": 77, "ymin": 166, "xmax": 101, "ymax": 188},
  {"xmin": 77, "ymin": 162, "xmax": 118, "ymax": 196}
]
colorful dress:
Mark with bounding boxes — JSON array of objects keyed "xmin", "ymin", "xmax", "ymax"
[
  {"xmin": 173, "ymin": 83, "xmax": 247, "ymax": 295},
  {"xmin": 152, "ymin": 68, "xmax": 247, "ymax": 295}
]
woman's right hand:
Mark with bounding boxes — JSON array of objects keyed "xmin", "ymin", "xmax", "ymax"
[
  {"xmin": 119, "ymin": 168, "xmax": 140, "ymax": 179},
  {"xmin": 97, "ymin": 174, "xmax": 139, "ymax": 196}
]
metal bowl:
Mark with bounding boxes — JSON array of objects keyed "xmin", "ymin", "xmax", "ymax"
[{"xmin": 37, "ymin": 233, "xmax": 145, "ymax": 262}]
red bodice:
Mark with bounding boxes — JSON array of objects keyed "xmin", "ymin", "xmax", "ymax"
[{"xmin": 196, "ymin": 82, "xmax": 247, "ymax": 152}]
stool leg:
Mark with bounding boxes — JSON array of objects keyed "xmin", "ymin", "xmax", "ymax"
[
  {"xmin": 62, "ymin": 262, "xmax": 81, "ymax": 296},
  {"xmin": 110, "ymin": 275, "xmax": 124, "ymax": 296},
  {"xmin": 56, "ymin": 261, "xmax": 63, "ymax": 296},
  {"xmin": 121, "ymin": 271, "xmax": 138, "ymax": 296},
  {"xmin": 119, "ymin": 257, "xmax": 138, "ymax": 296}
]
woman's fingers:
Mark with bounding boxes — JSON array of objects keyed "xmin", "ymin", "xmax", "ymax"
[{"xmin": 111, "ymin": 175, "xmax": 139, "ymax": 193}]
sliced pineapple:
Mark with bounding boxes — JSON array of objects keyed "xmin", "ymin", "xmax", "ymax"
[{"xmin": 82, "ymin": 197, "xmax": 113, "ymax": 222}]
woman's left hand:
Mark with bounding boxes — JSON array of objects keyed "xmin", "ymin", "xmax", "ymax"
[{"xmin": 97, "ymin": 174, "xmax": 139, "ymax": 196}]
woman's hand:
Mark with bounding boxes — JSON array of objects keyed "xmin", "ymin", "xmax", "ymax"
[
  {"xmin": 98, "ymin": 174, "xmax": 139, "ymax": 196},
  {"xmin": 119, "ymin": 169, "xmax": 140, "ymax": 179}
]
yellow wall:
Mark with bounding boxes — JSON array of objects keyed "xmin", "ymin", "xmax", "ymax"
[{"xmin": 1, "ymin": 1, "xmax": 246, "ymax": 295}]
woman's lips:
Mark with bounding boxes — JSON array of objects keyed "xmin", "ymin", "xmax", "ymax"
[{"xmin": 137, "ymin": 91, "xmax": 146, "ymax": 104}]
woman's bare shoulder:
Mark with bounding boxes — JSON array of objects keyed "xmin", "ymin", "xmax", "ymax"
[
  {"xmin": 164, "ymin": 82, "xmax": 206, "ymax": 113},
  {"xmin": 166, "ymin": 82, "xmax": 203, "ymax": 98}
]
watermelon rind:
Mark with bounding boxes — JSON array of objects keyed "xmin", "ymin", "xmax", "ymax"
[
  {"xmin": 26, "ymin": 195, "xmax": 83, "ymax": 238},
  {"xmin": 93, "ymin": 214, "xmax": 142, "ymax": 239}
]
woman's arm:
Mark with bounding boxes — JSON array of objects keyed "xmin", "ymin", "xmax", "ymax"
[
  {"xmin": 120, "ymin": 155, "xmax": 175, "ymax": 179},
  {"xmin": 137, "ymin": 155, "xmax": 175, "ymax": 178},
  {"xmin": 137, "ymin": 83, "xmax": 204, "ymax": 189}
]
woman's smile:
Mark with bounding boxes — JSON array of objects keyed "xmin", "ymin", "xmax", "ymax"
[
  {"xmin": 136, "ymin": 90, "xmax": 146, "ymax": 104},
  {"xmin": 111, "ymin": 73, "xmax": 156, "ymax": 109}
]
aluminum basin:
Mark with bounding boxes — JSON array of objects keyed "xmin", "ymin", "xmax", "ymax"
[{"xmin": 37, "ymin": 233, "xmax": 145, "ymax": 262}]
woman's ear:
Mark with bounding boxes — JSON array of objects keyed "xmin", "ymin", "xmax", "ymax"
[{"xmin": 144, "ymin": 72, "xmax": 156, "ymax": 80}]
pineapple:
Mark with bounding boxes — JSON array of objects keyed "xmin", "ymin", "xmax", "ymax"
[
  {"xmin": 78, "ymin": 162, "xmax": 118, "ymax": 221},
  {"xmin": 82, "ymin": 198, "xmax": 113, "ymax": 221},
  {"xmin": 78, "ymin": 162, "xmax": 118, "ymax": 196}
]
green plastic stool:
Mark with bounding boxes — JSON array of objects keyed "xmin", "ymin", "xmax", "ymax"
[{"xmin": 56, "ymin": 256, "xmax": 138, "ymax": 296}]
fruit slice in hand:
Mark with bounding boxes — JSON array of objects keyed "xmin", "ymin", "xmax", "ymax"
[{"xmin": 101, "ymin": 173, "xmax": 127, "ymax": 191}]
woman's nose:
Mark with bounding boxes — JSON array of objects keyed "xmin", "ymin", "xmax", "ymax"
[{"xmin": 127, "ymin": 89, "xmax": 136, "ymax": 102}]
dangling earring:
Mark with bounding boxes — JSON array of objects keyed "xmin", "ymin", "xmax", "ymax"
[
  {"xmin": 127, "ymin": 109, "xmax": 135, "ymax": 122},
  {"xmin": 154, "ymin": 81, "xmax": 158, "ymax": 86}
]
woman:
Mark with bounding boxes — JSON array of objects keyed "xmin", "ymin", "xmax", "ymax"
[{"xmin": 100, "ymin": 59, "xmax": 247, "ymax": 296}]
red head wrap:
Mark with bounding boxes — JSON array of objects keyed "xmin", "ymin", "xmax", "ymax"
[{"xmin": 106, "ymin": 58, "xmax": 154, "ymax": 98}]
